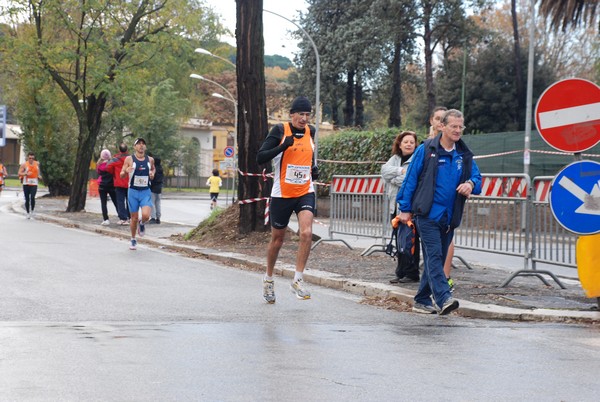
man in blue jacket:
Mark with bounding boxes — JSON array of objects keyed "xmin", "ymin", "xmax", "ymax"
[{"xmin": 397, "ymin": 109, "xmax": 481, "ymax": 315}]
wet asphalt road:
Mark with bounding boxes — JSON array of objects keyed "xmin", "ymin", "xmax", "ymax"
[{"xmin": 1, "ymin": 192, "xmax": 599, "ymax": 401}]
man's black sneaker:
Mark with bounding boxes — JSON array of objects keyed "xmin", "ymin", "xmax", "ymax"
[
  {"xmin": 440, "ymin": 298, "xmax": 459, "ymax": 315},
  {"xmin": 412, "ymin": 303, "xmax": 437, "ymax": 314}
]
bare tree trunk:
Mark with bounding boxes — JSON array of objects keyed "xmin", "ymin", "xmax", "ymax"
[
  {"xmin": 388, "ymin": 40, "xmax": 402, "ymax": 128},
  {"xmin": 66, "ymin": 95, "xmax": 106, "ymax": 212},
  {"xmin": 331, "ymin": 97, "xmax": 340, "ymax": 128},
  {"xmin": 423, "ymin": 1, "xmax": 436, "ymax": 113},
  {"xmin": 236, "ymin": 0, "xmax": 269, "ymax": 234},
  {"xmin": 66, "ymin": 129, "xmax": 94, "ymax": 211},
  {"xmin": 355, "ymin": 76, "xmax": 364, "ymax": 128},
  {"xmin": 343, "ymin": 69, "xmax": 355, "ymax": 127},
  {"xmin": 330, "ymin": 76, "xmax": 340, "ymax": 127},
  {"xmin": 511, "ymin": 0, "xmax": 525, "ymax": 129}
]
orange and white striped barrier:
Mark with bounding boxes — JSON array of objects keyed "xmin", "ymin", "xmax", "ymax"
[
  {"xmin": 331, "ymin": 176, "xmax": 384, "ymax": 194},
  {"xmin": 533, "ymin": 176, "xmax": 553, "ymax": 202},
  {"xmin": 479, "ymin": 175, "xmax": 529, "ymax": 198}
]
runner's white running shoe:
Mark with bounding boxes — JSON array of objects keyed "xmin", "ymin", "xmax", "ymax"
[
  {"xmin": 138, "ymin": 221, "xmax": 146, "ymax": 237},
  {"xmin": 263, "ymin": 279, "xmax": 276, "ymax": 304},
  {"xmin": 290, "ymin": 279, "xmax": 311, "ymax": 300}
]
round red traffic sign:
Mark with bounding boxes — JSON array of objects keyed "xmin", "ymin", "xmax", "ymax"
[
  {"xmin": 223, "ymin": 146, "xmax": 234, "ymax": 157},
  {"xmin": 535, "ymin": 78, "xmax": 600, "ymax": 153}
]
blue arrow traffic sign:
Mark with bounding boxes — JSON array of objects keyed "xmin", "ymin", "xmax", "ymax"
[{"xmin": 550, "ymin": 160, "xmax": 600, "ymax": 235}]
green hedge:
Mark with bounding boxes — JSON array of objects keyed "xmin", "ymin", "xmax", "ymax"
[{"xmin": 316, "ymin": 128, "xmax": 424, "ymax": 194}]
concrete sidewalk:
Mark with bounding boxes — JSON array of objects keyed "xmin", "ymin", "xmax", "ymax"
[{"xmin": 10, "ymin": 193, "xmax": 600, "ymax": 324}]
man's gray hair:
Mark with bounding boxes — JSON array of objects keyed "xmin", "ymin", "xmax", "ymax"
[{"xmin": 442, "ymin": 109, "xmax": 463, "ymax": 124}]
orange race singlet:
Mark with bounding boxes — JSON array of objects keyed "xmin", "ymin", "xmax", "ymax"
[
  {"xmin": 270, "ymin": 122, "xmax": 314, "ymax": 198},
  {"xmin": 22, "ymin": 161, "xmax": 40, "ymax": 186}
]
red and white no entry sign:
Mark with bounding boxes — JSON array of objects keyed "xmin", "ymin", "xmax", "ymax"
[{"xmin": 535, "ymin": 78, "xmax": 600, "ymax": 153}]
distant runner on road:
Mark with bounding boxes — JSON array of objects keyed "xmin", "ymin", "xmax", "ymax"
[
  {"xmin": 206, "ymin": 169, "xmax": 222, "ymax": 210},
  {"xmin": 18, "ymin": 152, "xmax": 42, "ymax": 219},
  {"xmin": 120, "ymin": 138, "xmax": 155, "ymax": 250},
  {"xmin": 0, "ymin": 159, "xmax": 7, "ymax": 196}
]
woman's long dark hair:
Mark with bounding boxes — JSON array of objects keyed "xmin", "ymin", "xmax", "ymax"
[{"xmin": 391, "ymin": 131, "xmax": 418, "ymax": 158}]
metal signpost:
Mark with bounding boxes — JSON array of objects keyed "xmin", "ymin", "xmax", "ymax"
[
  {"xmin": 223, "ymin": 146, "xmax": 235, "ymax": 206},
  {"xmin": 534, "ymin": 78, "xmax": 600, "ymax": 298}
]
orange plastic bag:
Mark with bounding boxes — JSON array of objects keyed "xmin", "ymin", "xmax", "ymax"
[{"xmin": 88, "ymin": 179, "xmax": 99, "ymax": 197}]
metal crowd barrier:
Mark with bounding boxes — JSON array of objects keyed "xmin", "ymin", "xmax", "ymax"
[
  {"xmin": 454, "ymin": 173, "xmax": 565, "ymax": 288},
  {"xmin": 312, "ymin": 175, "xmax": 388, "ymax": 255},
  {"xmin": 454, "ymin": 174, "xmax": 530, "ymax": 267},
  {"xmin": 530, "ymin": 176, "xmax": 577, "ymax": 269},
  {"xmin": 312, "ymin": 172, "xmax": 576, "ymax": 289}
]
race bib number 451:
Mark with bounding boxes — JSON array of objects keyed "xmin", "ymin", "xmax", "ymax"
[{"xmin": 285, "ymin": 164, "xmax": 310, "ymax": 185}]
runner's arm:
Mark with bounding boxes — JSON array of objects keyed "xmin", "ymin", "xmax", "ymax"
[
  {"xmin": 17, "ymin": 163, "xmax": 27, "ymax": 178},
  {"xmin": 257, "ymin": 124, "xmax": 289, "ymax": 164},
  {"xmin": 120, "ymin": 157, "xmax": 132, "ymax": 178},
  {"xmin": 149, "ymin": 157, "xmax": 155, "ymax": 180}
]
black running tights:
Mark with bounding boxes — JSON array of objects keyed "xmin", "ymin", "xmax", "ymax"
[{"xmin": 23, "ymin": 185, "xmax": 38, "ymax": 213}]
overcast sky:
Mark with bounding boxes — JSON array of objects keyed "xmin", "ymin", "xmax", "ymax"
[{"xmin": 203, "ymin": 0, "xmax": 308, "ymax": 60}]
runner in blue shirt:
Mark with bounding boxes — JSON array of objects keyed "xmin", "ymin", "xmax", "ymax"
[{"xmin": 120, "ymin": 137, "xmax": 155, "ymax": 250}]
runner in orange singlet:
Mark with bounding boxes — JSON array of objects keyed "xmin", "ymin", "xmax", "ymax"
[
  {"xmin": 18, "ymin": 152, "xmax": 41, "ymax": 219},
  {"xmin": 257, "ymin": 96, "xmax": 319, "ymax": 303},
  {"xmin": 0, "ymin": 159, "xmax": 7, "ymax": 196}
]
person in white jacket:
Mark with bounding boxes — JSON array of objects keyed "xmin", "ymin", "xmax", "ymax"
[{"xmin": 381, "ymin": 131, "xmax": 420, "ymax": 283}]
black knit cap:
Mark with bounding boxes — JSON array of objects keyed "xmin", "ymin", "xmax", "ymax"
[{"xmin": 289, "ymin": 96, "xmax": 312, "ymax": 114}]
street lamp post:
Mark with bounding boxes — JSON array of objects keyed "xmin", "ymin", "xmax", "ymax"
[
  {"xmin": 190, "ymin": 73, "xmax": 235, "ymax": 104},
  {"xmin": 460, "ymin": 47, "xmax": 467, "ymax": 114},
  {"xmin": 195, "ymin": 48, "xmax": 236, "ymax": 69},
  {"xmin": 190, "ymin": 73, "xmax": 238, "ymax": 203},
  {"xmin": 193, "ymin": 50, "xmax": 238, "ymax": 202}
]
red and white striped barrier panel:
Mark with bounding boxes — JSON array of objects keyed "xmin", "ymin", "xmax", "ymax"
[
  {"xmin": 479, "ymin": 175, "xmax": 528, "ymax": 198},
  {"xmin": 331, "ymin": 176, "xmax": 384, "ymax": 194},
  {"xmin": 533, "ymin": 177, "xmax": 553, "ymax": 202}
]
